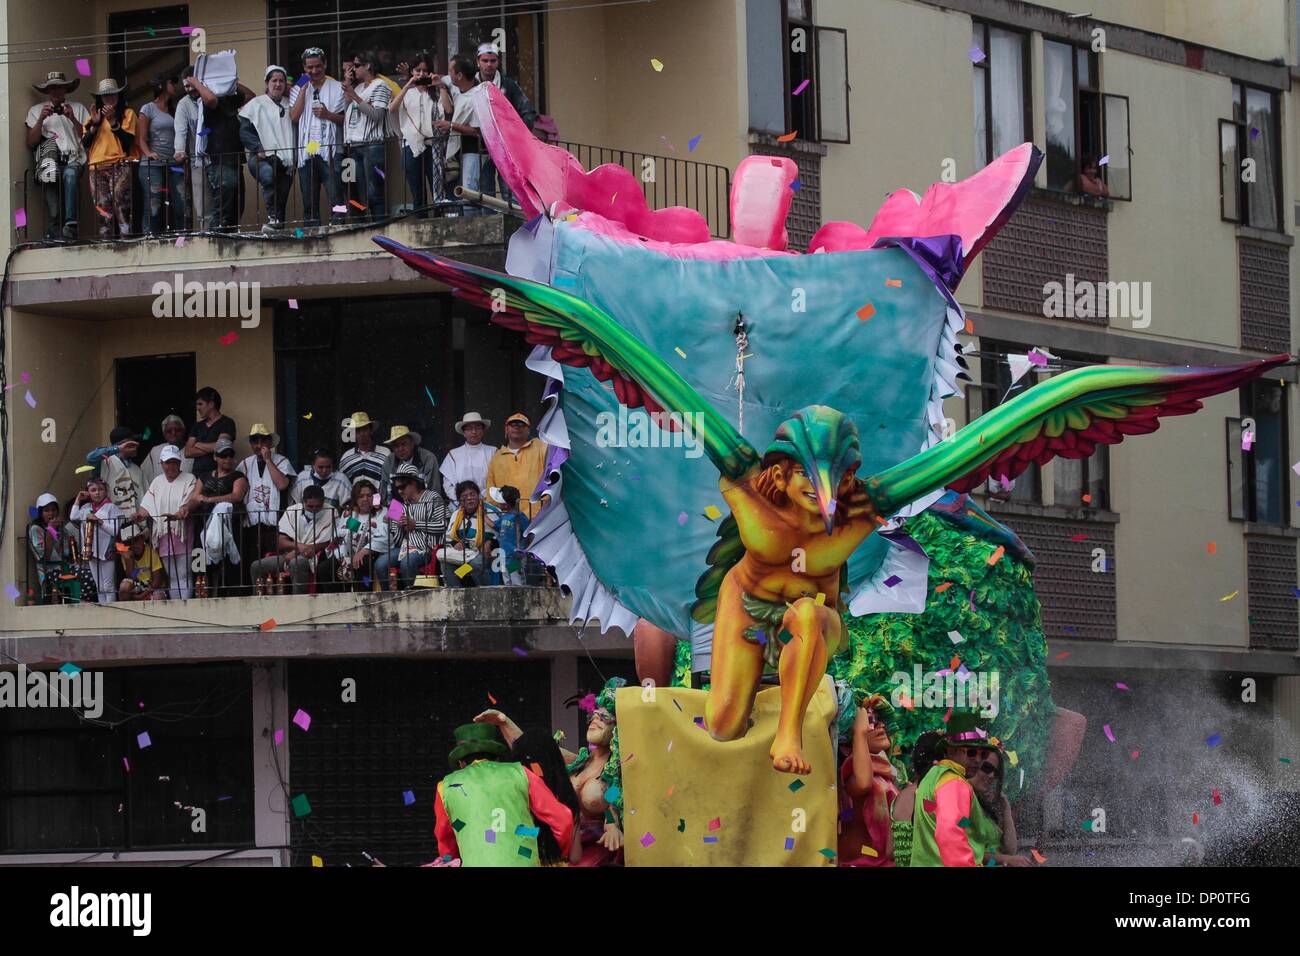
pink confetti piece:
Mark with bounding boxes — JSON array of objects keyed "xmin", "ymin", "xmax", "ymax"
[
  {"xmin": 792, "ymin": 79, "xmax": 810, "ymax": 95},
  {"xmin": 123, "ymin": 757, "xmax": 130, "ymax": 772},
  {"xmin": 1103, "ymin": 723, "xmax": 1116, "ymax": 743},
  {"xmin": 1115, "ymin": 682, "xmax": 1129, "ymax": 690},
  {"xmin": 293, "ymin": 708, "xmax": 312, "ymax": 732},
  {"xmin": 175, "ymin": 235, "xmax": 186, "ymax": 247},
  {"xmin": 14, "ymin": 208, "xmax": 27, "ymax": 229},
  {"xmin": 219, "ymin": 332, "xmax": 238, "ymax": 346},
  {"xmin": 687, "ymin": 134, "xmax": 701, "ymax": 152},
  {"xmin": 20, "ymin": 372, "xmax": 29, "ymax": 383},
  {"xmin": 677, "ymin": 511, "xmax": 688, "ymax": 526},
  {"xmin": 180, "ymin": 26, "xmax": 194, "ymax": 34},
  {"xmin": 1212, "ymin": 788, "xmax": 1222, "ymax": 806},
  {"xmin": 640, "ymin": 832, "xmax": 655, "ymax": 848},
  {"xmin": 387, "ymin": 498, "xmax": 405, "ymax": 520},
  {"xmin": 1027, "ymin": 350, "xmax": 1049, "ymax": 366},
  {"xmin": 288, "ymin": 298, "xmax": 299, "ymax": 309},
  {"xmin": 1130, "ymin": 750, "xmax": 1139, "ymax": 759},
  {"xmin": 274, "ymin": 728, "xmax": 284, "ymax": 745},
  {"xmin": 1242, "ymin": 431, "xmax": 1254, "ymax": 452}
]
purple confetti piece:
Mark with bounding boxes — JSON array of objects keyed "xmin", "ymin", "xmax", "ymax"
[
  {"xmin": 792, "ymin": 79, "xmax": 810, "ymax": 95},
  {"xmin": 123, "ymin": 757, "xmax": 130, "ymax": 772},
  {"xmin": 882, "ymin": 574, "xmax": 902, "ymax": 588},
  {"xmin": 28, "ymin": 507, "xmax": 39, "ymax": 520},
  {"xmin": 137, "ymin": 731, "xmax": 151, "ymax": 749},
  {"xmin": 677, "ymin": 511, "xmax": 688, "ymax": 526},
  {"xmin": 4, "ymin": 584, "xmax": 19, "ymax": 600},
  {"xmin": 374, "ymin": 167, "xmax": 385, "ymax": 179},
  {"xmin": 1103, "ymin": 724, "xmax": 1116, "ymax": 743},
  {"xmin": 485, "ymin": 829, "xmax": 496, "ymax": 843},
  {"xmin": 180, "ymin": 25, "xmax": 194, "ymax": 35},
  {"xmin": 14, "ymin": 208, "xmax": 27, "ymax": 229},
  {"xmin": 24, "ymin": 390, "xmax": 36, "ymax": 408},
  {"xmin": 1250, "ymin": 126, "xmax": 1260, "ymax": 140},
  {"xmin": 20, "ymin": 372, "xmax": 29, "ymax": 383},
  {"xmin": 274, "ymin": 728, "xmax": 284, "ymax": 745},
  {"xmin": 1098, "ymin": 155, "xmax": 1110, "ymax": 166},
  {"xmin": 968, "ymin": 589, "xmax": 977, "ymax": 612},
  {"xmin": 878, "ymin": 529, "xmax": 926, "ymax": 556},
  {"xmin": 784, "ymin": 836, "xmax": 795, "ymax": 850},
  {"xmin": 755, "ymin": 629, "xmax": 767, "ymax": 646},
  {"xmin": 693, "ymin": 716, "xmax": 706, "ymax": 729},
  {"xmin": 790, "ymin": 178, "xmax": 801, "ymax": 191},
  {"xmin": 969, "ymin": 46, "xmax": 986, "ymax": 63},
  {"xmin": 402, "ymin": 790, "xmax": 415, "ymax": 806},
  {"xmin": 702, "ymin": 835, "xmax": 719, "ymax": 844},
  {"xmin": 1206, "ymin": 734, "xmax": 1223, "ymax": 748},
  {"xmin": 361, "ymin": 576, "xmax": 371, "ymax": 588},
  {"xmin": 640, "ymin": 832, "xmax": 655, "ymax": 848},
  {"xmin": 1292, "ymin": 587, "xmax": 1300, "ymax": 598},
  {"xmin": 687, "ymin": 134, "xmax": 702, "ymax": 152},
  {"xmin": 512, "ymin": 646, "xmax": 529, "ymax": 656},
  {"xmin": 1027, "ymin": 350, "xmax": 1049, "ymax": 366},
  {"xmin": 293, "ymin": 708, "xmax": 311, "ymax": 732}
]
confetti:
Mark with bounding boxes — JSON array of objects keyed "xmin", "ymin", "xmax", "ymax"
[
  {"xmin": 516, "ymin": 846, "xmax": 533, "ymax": 859},
  {"xmin": 488, "ymin": 692, "xmax": 498, "ymax": 705},
  {"xmin": 514, "ymin": 824, "xmax": 540, "ymax": 838},
  {"xmin": 650, "ymin": 58, "xmax": 664, "ymax": 71},
  {"xmin": 60, "ymin": 662, "xmax": 81, "ymax": 677},
  {"xmin": 792, "ymin": 79, "xmax": 810, "ymax": 95},
  {"xmin": 144, "ymin": 26, "xmax": 156, "ymax": 37},
  {"xmin": 1220, "ymin": 591, "xmax": 1238, "ymax": 602},
  {"xmin": 1081, "ymin": 494, "xmax": 1093, "ymax": 504},
  {"xmin": 293, "ymin": 708, "xmax": 312, "ymax": 732},
  {"xmin": 676, "ymin": 818, "xmax": 684, "ymax": 831},
  {"xmin": 302, "ymin": 412, "xmax": 313, "ymax": 420},
  {"xmin": 455, "ymin": 563, "xmax": 474, "ymax": 579},
  {"xmin": 1249, "ymin": 126, "xmax": 1260, "ymax": 140},
  {"xmin": 674, "ymin": 346, "xmax": 687, "ymax": 358},
  {"xmin": 687, "ymin": 135, "xmax": 701, "ymax": 152},
  {"xmin": 485, "ymin": 829, "xmax": 496, "ymax": 843},
  {"xmin": 292, "ymin": 793, "xmax": 312, "ymax": 817},
  {"xmin": 305, "ymin": 141, "xmax": 320, "ymax": 156},
  {"xmin": 790, "ymin": 178, "xmax": 801, "ymax": 191},
  {"xmin": 922, "ymin": 799, "xmax": 937, "ymax": 814},
  {"xmin": 677, "ymin": 511, "xmax": 688, "ymax": 526},
  {"xmin": 934, "ymin": 582, "xmax": 953, "ymax": 593},
  {"xmin": 947, "ymin": 630, "xmax": 965, "ymax": 644},
  {"xmin": 220, "ymin": 332, "xmax": 239, "ymax": 346},
  {"xmin": 1241, "ymin": 431, "xmax": 1254, "ymax": 451},
  {"xmin": 818, "ymin": 848, "xmax": 836, "ymax": 859},
  {"xmin": 957, "ymin": 816, "xmax": 970, "ymax": 829},
  {"xmin": 856, "ymin": 302, "xmax": 876, "ymax": 322},
  {"xmin": 1212, "ymin": 789, "xmax": 1222, "ymax": 806},
  {"xmin": 884, "ymin": 278, "xmax": 902, "ymax": 288},
  {"xmin": 260, "ymin": 618, "xmax": 277, "ymax": 631},
  {"xmin": 784, "ymin": 837, "xmax": 795, "ymax": 851},
  {"xmin": 24, "ymin": 391, "xmax": 36, "ymax": 408},
  {"xmin": 1055, "ymin": 651, "xmax": 1071, "ymax": 659},
  {"xmin": 815, "ymin": 591, "xmax": 826, "ymax": 606},
  {"xmin": 1007, "ymin": 750, "xmax": 1018, "ymax": 767},
  {"xmin": 776, "ymin": 131, "xmax": 798, "ymax": 142},
  {"xmin": 1131, "ymin": 750, "xmax": 1140, "ymax": 759},
  {"xmin": 451, "ymin": 818, "xmax": 465, "ymax": 832},
  {"xmin": 882, "ymin": 575, "xmax": 902, "ymax": 588},
  {"xmin": 1280, "ymin": 757, "xmax": 1292, "ymax": 764},
  {"xmin": 137, "ymin": 731, "xmax": 152, "ymax": 749},
  {"xmin": 424, "ymin": 385, "xmax": 437, "ymax": 407},
  {"xmin": 703, "ymin": 505, "xmax": 722, "ymax": 521},
  {"xmin": 1192, "ymin": 812, "xmax": 1199, "ymax": 824},
  {"xmin": 1030, "ymin": 848, "xmax": 1047, "ymax": 864},
  {"xmin": 1206, "ymin": 734, "xmax": 1223, "ymax": 748},
  {"xmin": 1069, "ymin": 533, "xmax": 1088, "ymax": 542},
  {"xmin": 274, "ymin": 729, "xmax": 284, "ymax": 745},
  {"xmin": 788, "ymin": 779, "xmax": 805, "ymax": 793},
  {"xmin": 987, "ymin": 545, "xmax": 1005, "ymax": 566},
  {"xmin": 123, "ymin": 757, "xmax": 130, "ymax": 772},
  {"xmin": 311, "ymin": 855, "xmax": 324, "ymax": 867},
  {"xmin": 14, "ymin": 208, "xmax": 27, "ymax": 229},
  {"xmin": 348, "ymin": 199, "xmax": 367, "ymax": 210},
  {"xmin": 4, "ymin": 584, "xmax": 19, "ymax": 600},
  {"xmin": 288, "ymin": 298, "xmax": 299, "ymax": 309},
  {"xmin": 512, "ymin": 646, "xmax": 528, "ymax": 656},
  {"xmin": 1103, "ymin": 723, "xmax": 1116, "ymax": 742},
  {"xmin": 75, "ymin": 58, "xmax": 92, "ymax": 76},
  {"xmin": 75, "ymin": 465, "xmax": 95, "ymax": 475},
  {"xmin": 640, "ymin": 832, "xmax": 655, "ymax": 848},
  {"xmin": 180, "ymin": 25, "xmax": 194, "ymax": 34},
  {"xmin": 1115, "ymin": 682, "xmax": 1130, "ymax": 690},
  {"xmin": 964, "ymin": 317, "xmax": 974, "ymax": 334},
  {"xmin": 1098, "ymin": 154, "xmax": 1110, "ymax": 166},
  {"xmin": 174, "ymin": 235, "xmax": 186, "ymax": 247},
  {"xmin": 969, "ymin": 45, "xmax": 986, "ymax": 63},
  {"xmin": 707, "ymin": 817, "xmax": 721, "ymax": 831}
]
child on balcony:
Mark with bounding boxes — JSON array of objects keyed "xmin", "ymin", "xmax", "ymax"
[
  {"xmin": 490, "ymin": 485, "xmax": 529, "ymax": 586},
  {"xmin": 70, "ymin": 477, "xmax": 124, "ymax": 603},
  {"xmin": 116, "ymin": 523, "xmax": 167, "ymax": 601},
  {"xmin": 27, "ymin": 492, "xmax": 71, "ymax": 603}
]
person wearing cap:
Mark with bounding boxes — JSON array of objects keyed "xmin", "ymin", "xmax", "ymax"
[
  {"xmin": 250, "ymin": 484, "xmax": 341, "ymax": 593},
  {"xmin": 289, "ymin": 46, "xmax": 346, "ymax": 227},
  {"xmin": 378, "ymin": 424, "xmax": 439, "ymax": 492},
  {"xmin": 188, "ymin": 437, "xmax": 248, "ymax": 594},
  {"xmin": 28, "ymin": 492, "xmax": 72, "ymax": 602},
  {"xmin": 237, "ymin": 424, "xmax": 295, "ymax": 580},
  {"xmin": 338, "ymin": 411, "xmax": 391, "ymax": 485},
  {"xmin": 185, "ymin": 66, "xmax": 255, "ymax": 230},
  {"xmin": 375, "ymin": 462, "xmax": 448, "ymax": 589},
  {"xmin": 137, "ymin": 444, "xmax": 200, "ymax": 599},
  {"xmin": 185, "ymin": 387, "xmax": 237, "ymax": 484},
  {"xmin": 440, "ymin": 411, "xmax": 496, "ymax": 503},
  {"xmin": 85, "ymin": 426, "xmax": 146, "ymax": 521},
  {"xmin": 142, "ymin": 415, "xmax": 194, "ymax": 487},
  {"xmin": 290, "ymin": 448, "xmax": 351, "ymax": 513},
  {"xmin": 473, "ymin": 42, "xmax": 535, "ymax": 205},
  {"xmin": 239, "ymin": 65, "xmax": 296, "ymax": 232},
  {"xmin": 26, "ymin": 71, "xmax": 91, "ymax": 240},
  {"xmin": 82, "ymin": 78, "xmax": 138, "ymax": 239},
  {"xmin": 433, "ymin": 721, "xmax": 575, "ymax": 867},
  {"xmin": 70, "ymin": 477, "xmax": 125, "ymax": 603},
  {"xmin": 486, "ymin": 413, "xmax": 548, "ymax": 520},
  {"xmin": 910, "ymin": 711, "xmax": 1007, "ymax": 867}
]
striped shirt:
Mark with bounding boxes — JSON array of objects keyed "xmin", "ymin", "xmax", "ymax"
[
  {"xmin": 397, "ymin": 489, "xmax": 449, "ymax": 558},
  {"xmin": 339, "ymin": 444, "xmax": 391, "ymax": 485},
  {"xmin": 345, "ymin": 79, "xmax": 392, "ymax": 144}
]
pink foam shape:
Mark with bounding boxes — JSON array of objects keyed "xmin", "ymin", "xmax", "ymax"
[{"xmin": 731, "ymin": 155, "xmax": 798, "ymax": 250}]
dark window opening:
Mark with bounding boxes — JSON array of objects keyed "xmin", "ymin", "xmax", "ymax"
[
  {"xmin": 107, "ymin": 5, "xmax": 191, "ymax": 108},
  {"xmin": 115, "ymin": 353, "xmax": 197, "ymax": 465},
  {"xmin": 1229, "ymin": 380, "xmax": 1289, "ymax": 524}
]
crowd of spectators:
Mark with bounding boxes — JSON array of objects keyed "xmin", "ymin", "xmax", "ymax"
[
  {"xmin": 24, "ymin": 41, "xmax": 539, "ymax": 239},
  {"xmin": 27, "ymin": 389, "xmax": 552, "ymax": 604}
]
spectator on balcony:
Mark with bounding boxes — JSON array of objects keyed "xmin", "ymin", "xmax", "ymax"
[
  {"xmin": 138, "ymin": 73, "xmax": 185, "ymax": 235},
  {"xmin": 486, "ymin": 412, "xmax": 548, "ymax": 519},
  {"xmin": 240, "ymin": 65, "xmax": 296, "ymax": 233},
  {"xmin": 390, "ymin": 51, "xmax": 453, "ymax": 217},
  {"xmin": 142, "ymin": 415, "xmax": 193, "ymax": 487},
  {"xmin": 186, "ymin": 387, "xmax": 237, "ymax": 483},
  {"xmin": 82, "ymin": 79, "xmax": 138, "ymax": 239},
  {"xmin": 70, "ymin": 477, "xmax": 125, "ymax": 603},
  {"xmin": 1077, "ymin": 155, "xmax": 1110, "ymax": 199},
  {"xmin": 446, "ymin": 56, "xmax": 482, "ymax": 204},
  {"xmin": 376, "ymin": 462, "xmax": 448, "ymax": 589},
  {"xmin": 26, "ymin": 71, "xmax": 91, "ymax": 241},
  {"xmin": 138, "ymin": 444, "xmax": 198, "ymax": 599},
  {"xmin": 186, "ymin": 70, "xmax": 254, "ymax": 230},
  {"xmin": 86, "ymin": 425, "xmax": 146, "ymax": 522},
  {"xmin": 339, "ymin": 411, "xmax": 390, "ymax": 485},
  {"xmin": 189, "ymin": 438, "xmax": 248, "ymax": 594},
  {"xmin": 238, "ymin": 424, "xmax": 294, "ymax": 582},
  {"xmin": 490, "ymin": 485, "xmax": 529, "ymax": 586},
  {"xmin": 250, "ymin": 484, "xmax": 340, "ymax": 594},
  {"xmin": 342, "ymin": 50, "xmax": 392, "ymax": 220},
  {"xmin": 117, "ymin": 522, "xmax": 167, "ymax": 602},
  {"xmin": 474, "ymin": 43, "xmax": 534, "ymax": 205},
  {"xmin": 174, "ymin": 67, "xmax": 209, "ymax": 230},
  {"xmin": 380, "ymin": 424, "xmax": 439, "ymax": 493},
  {"xmin": 291, "ymin": 448, "xmax": 351, "ymax": 513},
  {"xmin": 440, "ymin": 411, "xmax": 496, "ymax": 503},
  {"xmin": 289, "ymin": 47, "xmax": 346, "ymax": 228},
  {"xmin": 437, "ymin": 479, "xmax": 497, "ymax": 587},
  {"xmin": 28, "ymin": 492, "xmax": 71, "ymax": 602},
  {"xmin": 338, "ymin": 476, "xmax": 389, "ymax": 589}
]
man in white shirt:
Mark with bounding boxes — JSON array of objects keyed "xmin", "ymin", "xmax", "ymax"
[
  {"xmin": 290, "ymin": 448, "xmax": 351, "ymax": 513},
  {"xmin": 342, "ymin": 50, "xmax": 392, "ymax": 219},
  {"xmin": 289, "ymin": 46, "xmax": 346, "ymax": 226},
  {"xmin": 440, "ymin": 411, "xmax": 497, "ymax": 503},
  {"xmin": 473, "ymin": 43, "xmax": 536, "ymax": 205},
  {"xmin": 446, "ymin": 56, "xmax": 482, "ymax": 209},
  {"xmin": 173, "ymin": 66, "xmax": 209, "ymax": 230},
  {"xmin": 250, "ymin": 486, "xmax": 340, "ymax": 593},
  {"xmin": 25, "ymin": 71, "xmax": 91, "ymax": 240},
  {"xmin": 237, "ymin": 423, "xmax": 294, "ymax": 582}
]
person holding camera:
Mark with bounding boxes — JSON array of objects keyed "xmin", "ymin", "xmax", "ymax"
[
  {"xmin": 82, "ymin": 78, "xmax": 139, "ymax": 239},
  {"xmin": 26, "ymin": 71, "xmax": 91, "ymax": 240},
  {"xmin": 390, "ymin": 51, "xmax": 453, "ymax": 217},
  {"xmin": 239, "ymin": 65, "xmax": 296, "ymax": 232},
  {"xmin": 341, "ymin": 50, "xmax": 392, "ymax": 220}
]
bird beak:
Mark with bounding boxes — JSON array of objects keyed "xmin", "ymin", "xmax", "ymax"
[{"xmin": 813, "ymin": 462, "xmax": 838, "ymax": 536}]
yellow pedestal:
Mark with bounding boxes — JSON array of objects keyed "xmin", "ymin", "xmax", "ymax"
[{"xmin": 618, "ymin": 677, "xmax": 839, "ymax": 867}]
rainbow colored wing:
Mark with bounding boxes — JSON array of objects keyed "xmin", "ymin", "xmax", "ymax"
[
  {"xmin": 865, "ymin": 355, "xmax": 1290, "ymax": 516},
  {"xmin": 374, "ymin": 238, "xmax": 760, "ymax": 480}
]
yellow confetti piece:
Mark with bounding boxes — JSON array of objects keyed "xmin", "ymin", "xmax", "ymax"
[
  {"xmin": 674, "ymin": 347, "xmax": 687, "ymax": 358},
  {"xmin": 815, "ymin": 592, "xmax": 826, "ymax": 606},
  {"xmin": 1220, "ymin": 591, "xmax": 1239, "ymax": 602},
  {"xmin": 302, "ymin": 412, "xmax": 313, "ymax": 420},
  {"xmin": 703, "ymin": 505, "xmax": 723, "ymax": 521},
  {"xmin": 1008, "ymin": 750, "xmax": 1018, "ymax": 766},
  {"xmin": 861, "ymin": 845, "xmax": 878, "ymax": 857},
  {"xmin": 75, "ymin": 465, "xmax": 95, "ymax": 474},
  {"xmin": 414, "ymin": 575, "xmax": 439, "ymax": 588},
  {"xmin": 305, "ymin": 140, "xmax": 320, "ymax": 156},
  {"xmin": 885, "ymin": 278, "xmax": 902, "ymax": 288},
  {"xmin": 856, "ymin": 302, "xmax": 876, "ymax": 322},
  {"xmin": 566, "ymin": 213, "xmax": 578, "ymax": 221},
  {"xmin": 650, "ymin": 58, "xmax": 664, "ymax": 72},
  {"xmin": 455, "ymin": 563, "xmax": 474, "ymax": 579},
  {"xmin": 311, "ymin": 854, "xmax": 323, "ymax": 867}
]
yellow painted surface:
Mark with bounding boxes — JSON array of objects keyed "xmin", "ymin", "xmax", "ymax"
[{"xmin": 619, "ymin": 679, "xmax": 838, "ymax": 867}]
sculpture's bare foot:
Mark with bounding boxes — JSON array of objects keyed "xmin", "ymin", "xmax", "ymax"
[{"xmin": 770, "ymin": 735, "xmax": 811, "ymax": 775}]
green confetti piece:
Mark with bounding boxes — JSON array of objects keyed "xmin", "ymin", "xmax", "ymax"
[
  {"xmin": 346, "ymin": 517, "xmax": 361, "ymax": 531},
  {"xmin": 291, "ymin": 793, "xmax": 311, "ymax": 817},
  {"xmin": 1081, "ymin": 819, "xmax": 1093, "ymax": 831},
  {"xmin": 788, "ymin": 779, "xmax": 805, "ymax": 793},
  {"xmin": 604, "ymin": 785, "xmax": 621, "ymax": 803},
  {"xmin": 451, "ymin": 818, "xmax": 465, "ymax": 832},
  {"xmin": 677, "ymin": 818, "xmax": 685, "ymax": 832},
  {"xmin": 957, "ymin": 816, "xmax": 971, "ymax": 829},
  {"xmin": 778, "ymin": 628, "xmax": 793, "ymax": 645},
  {"xmin": 818, "ymin": 847, "xmax": 836, "ymax": 859},
  {"xmin": 1281, "ymin": 757, "xmax": 1293, "ymax": 764},
  {"xmin": 517, "ymin": 845, "xmax": 532, "ymax": 859},
  {"xmin": 141, "ymin": 427, "xmax": 152, "ymax": 440},
  {"xmin": 144, "ymin": 26, "xmax": 156, "ymax": 37}
]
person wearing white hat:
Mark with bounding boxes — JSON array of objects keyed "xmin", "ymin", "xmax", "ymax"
[
  {"xmin": 26, "ymin": 71, "xmax": 91, "ymax": 239},
  {"xmin": 28, "ymin": 493, "xmax": 69, "ymax": 601},
  {"xmin": 339, "ymin": 411, "xmax": 391, "ymax": 485},
  {"xmin": 239, "ymin": 65, "xmax": 297, "ymax": 232},
  {"xmin": 237, "ymin": 423, "xmax": 295, "ymax": 585},
  {"xmin": 379, "ymin": 424, "xmax": 439, "ymax": 492},
  {"xmin": 473, "ymin": 42, "xmax": 535, "ymax": 204},
  {"xmin": 137, "ymin": 444, "xmax": 199, "ymax": 599},
  {"xmin": 440, "ymin": 411, "xmax": 497, "ymax": 503}
]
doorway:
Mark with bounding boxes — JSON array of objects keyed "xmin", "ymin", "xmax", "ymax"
[{"xmin": 115, "ymin": 353, "xmax": 196, "ymax": 460}]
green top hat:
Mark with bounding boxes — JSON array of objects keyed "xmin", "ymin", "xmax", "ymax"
[
  {"xmin": 944, "ymin": 710, "xmax": 999, "ymax": 750},
  {"xmin": 448, "ymin": 722, "xmax": 510, "ymax": 767}
]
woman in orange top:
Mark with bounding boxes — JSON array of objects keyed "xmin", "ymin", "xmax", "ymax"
[{"xmin": 82, "ymin": 78, "xmax": 138, "ymax": 238}]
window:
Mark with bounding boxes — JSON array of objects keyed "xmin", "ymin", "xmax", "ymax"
[
  {"xmin": 969, "ymin": 340, "xmax": 1042, "ymax": 504},
  {"xmin": 107, "ymin": 5, "xmax": 190, "ymax": 107},
  {"xmin": 971, "ymin": 21, "xmax": 1029, "ymax": 169},
  {"xmin": 1229, "ymin": 380, "xmax": 1288, "ymax": 524},
  {"xmin": 1043, "ymin": 39, "xmax": 1131, "ymax": 199},
  {"xmin": 1221, "ymin": 82, "xmax": 1282, "ymax": 230},
  {"xmin": 779, "ymin": 1, "xmax": 849, "ymax": 143},
  {"xmin": 1048, "ymin": 350, "xmax": 1110, "ymax": 509}
]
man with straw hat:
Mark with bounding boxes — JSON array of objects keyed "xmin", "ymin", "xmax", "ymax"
[
  {"xmin": 433, "ymin": 721, "xmax": 575, "ymax": 867},
  {"xmin": 26, "ymin": 71, "xmax": 91, "ymax": 240},
  {"xmin": 378, "ymin": 423, "xmax": 438, "ymax": 491},
  {"xmin": 339, "ymin": 411, "xmax": 391, "ymax": 485}
]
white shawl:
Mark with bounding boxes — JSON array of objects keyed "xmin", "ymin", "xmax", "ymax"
[
  {"xmin": 239, "ymin": 94, "xmax": 295, "ymax": 160},
  {"xmin": 141, "ymin": 472, "xmax": 198, "ymax": 555}
]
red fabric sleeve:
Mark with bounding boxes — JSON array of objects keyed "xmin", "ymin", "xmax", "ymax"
[
  {"xmin": 934, "ymin": 775, "xmax": 977, "ymax": 867},
  {"xmin": 524, "ymin": 767, "xmax": 576, "ymax": 851},
  {"xmin": 433, "ymin": 783, "xmax": 460, "ymax": 859}
]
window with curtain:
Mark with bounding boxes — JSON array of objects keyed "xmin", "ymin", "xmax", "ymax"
[
  {"xmin": 972, "ymin": 21, "xmax": 1028, "ymax": 169},
  {"xmin": 1221, "ymin": 82, "xmax": 1282, "ymax": 230},
  {"xmin": 781, "ymin": 2, "xmax": 850, "ymax": 143},
  {"xmin": 1043, "ymin": 38, "xmax": 1130, "ymax": 199}
]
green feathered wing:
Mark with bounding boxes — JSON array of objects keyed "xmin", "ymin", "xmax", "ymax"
[{"xmin": 864, "ymin": 355, "xmax": 1290, "ymax": 516}]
